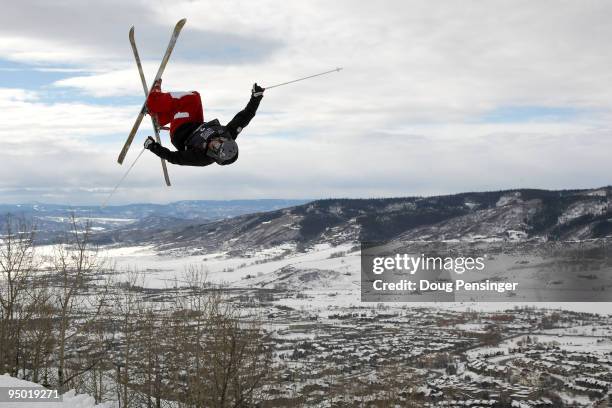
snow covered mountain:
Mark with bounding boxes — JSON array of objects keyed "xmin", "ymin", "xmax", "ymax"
[
  {"xmin": 6, "ymin": 188, "xmax": 611, "ymax": 251},
  {"xmin": 118, "ymin": 187, "xmax": 612, "ymax": 253},
  {"xmin": 0, "ymin": 199, "xmax": 308, "ymax": 243}
]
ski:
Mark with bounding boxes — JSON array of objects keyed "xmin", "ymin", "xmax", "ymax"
[
  {"xmin": 129, "ymin": 26, "xmax": 171, "ymax": 186},
  {"xmin": 117, "ymin": 18, "xmax": 187, "ymax": 165}
]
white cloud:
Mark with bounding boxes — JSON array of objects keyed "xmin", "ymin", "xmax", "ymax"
[
  {"xmin": 0, "ymin": 88, "xmax": 135, "ymax": 148},
  {"xmin": 1, "ymin": 1, "xmax": 612, "ymax": 204}
]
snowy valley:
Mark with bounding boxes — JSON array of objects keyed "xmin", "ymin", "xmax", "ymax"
[{"xmin": 2, "ymin": 187, "xmax": 612, "ymax": 407}]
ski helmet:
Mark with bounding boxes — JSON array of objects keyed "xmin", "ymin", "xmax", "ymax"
[{"xmin": 206, "ymin": 137, "xmax": 239, "ymax": 164}]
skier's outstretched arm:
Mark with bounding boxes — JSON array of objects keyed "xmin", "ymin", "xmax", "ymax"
[
  {"xmin": 225, "ymin": 83, "xmax": 264, "ymax": 140},
  {"xmin": 145, "ymin": 137, "xmax": 211, "ymax": 166}
]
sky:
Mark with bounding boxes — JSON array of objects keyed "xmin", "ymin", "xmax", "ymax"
[{"xmin": 1, "ymin": 0, "xmax": 612, "ymax": 205}]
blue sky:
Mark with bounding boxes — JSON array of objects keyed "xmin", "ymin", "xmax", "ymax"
[
  {"xmin": 478, "ymin": 106, "xmax": 582, "ymax": 123},
  {"xmin": 0, "ymin": 61, "xmax": 73, "ymax": 89},
  {"xmin": 1, "ymin": 0, "xmax": 612, "ymax": 205}
]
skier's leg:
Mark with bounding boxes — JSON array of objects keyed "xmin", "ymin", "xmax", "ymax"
[
  {"xmin": 146, "ymin": 89, "xmax": 174, "ymax": 127},
  {"xmin": 170, "ymin": 91, "xmax": 203, "ymax": 126},
  {"xmin": 169, "ymin": 91, "xmax": 204, "ymax": 147}
]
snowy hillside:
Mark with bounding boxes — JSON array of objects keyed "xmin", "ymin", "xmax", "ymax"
[
  {"xmin": 0, "ymin": 199, "xmax": 307, "ymax": 244},
  {"xmin": 80, "ymin": 186, "xmax": 612, "ymax": 314},
  {"xmin": 107, "ymin": 187, "xmax": 612, "ymax": 253}
]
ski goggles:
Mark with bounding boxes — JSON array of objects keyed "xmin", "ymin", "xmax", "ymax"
[{"xmin": 206, "ymin": 137, "xmax": 238, "ymax": 162}]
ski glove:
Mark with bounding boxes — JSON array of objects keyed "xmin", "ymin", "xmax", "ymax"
[
  {"xmin": 144, "ymin": 136, "xmax": 156, "ymax": 150},
  {"xmin": 252, "ymin": 83, "xmax": 265, "ymax": 98}
]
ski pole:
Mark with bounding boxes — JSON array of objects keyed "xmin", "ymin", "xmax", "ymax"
[
  {"xmin": 264, "ymin": 67, "xmax": 343, "ymax": 90},
  {"xmin": 102, "ymin": 147, "xmax": 146, "ymax": 208}
]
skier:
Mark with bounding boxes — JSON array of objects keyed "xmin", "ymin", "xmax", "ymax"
[{"xmin": 143, "ymin": 80, "xmax": 265, "ymax": 166}]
